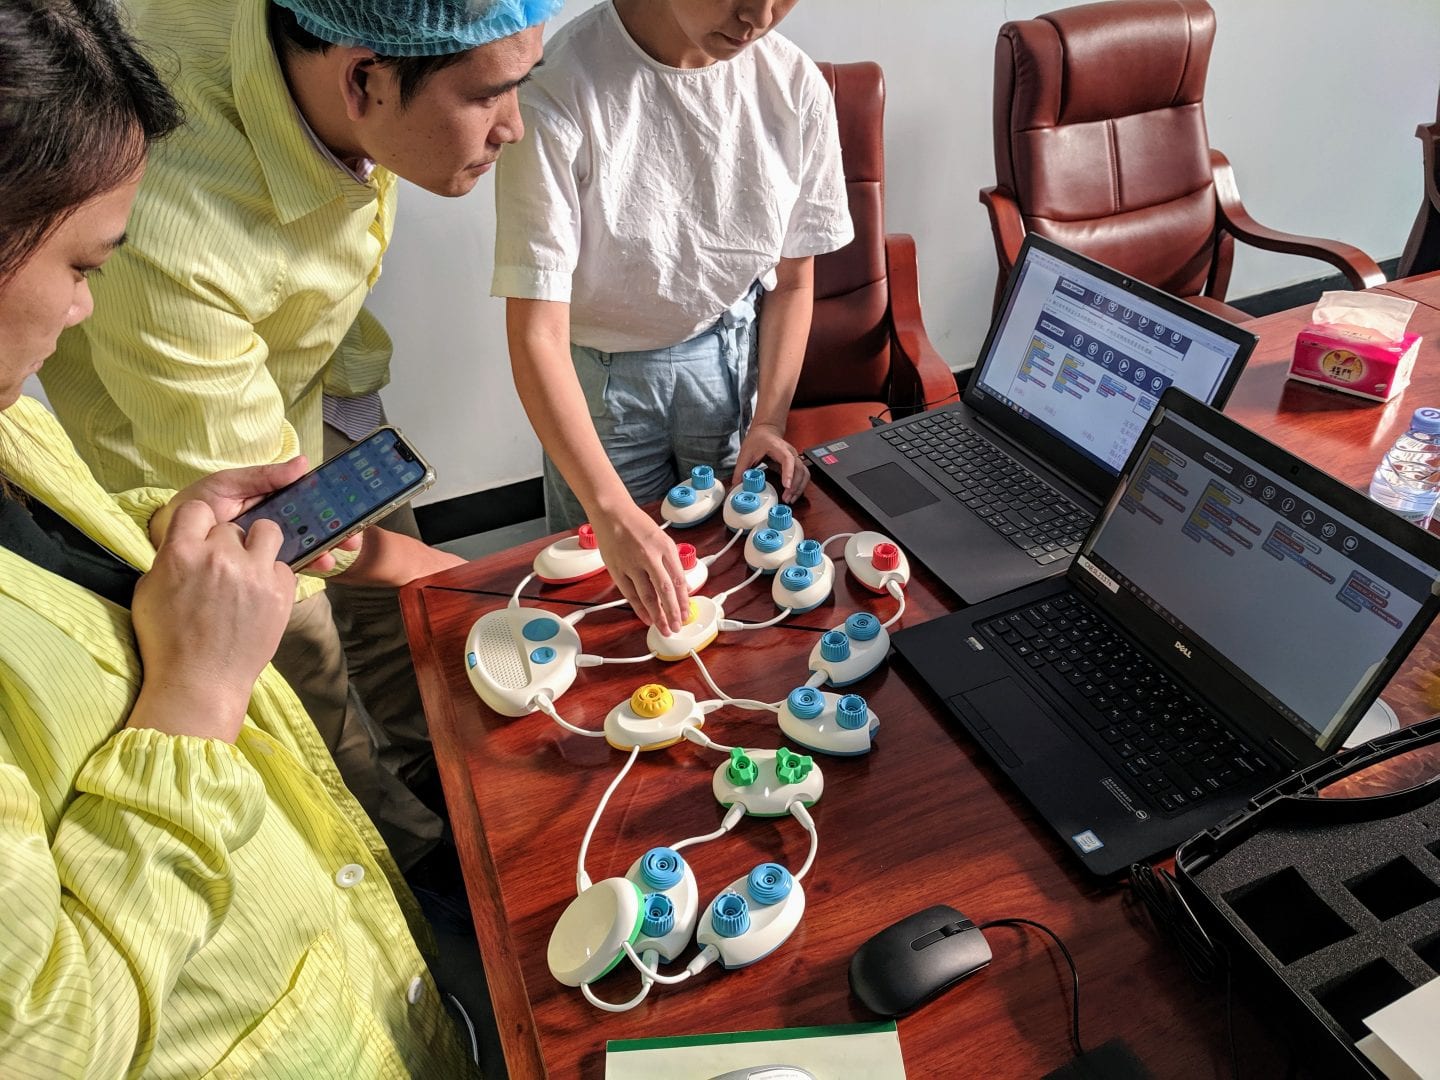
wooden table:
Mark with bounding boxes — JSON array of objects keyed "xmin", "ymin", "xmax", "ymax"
[{"xmin": 402, "ymin": 276, "xmax": 1440, "ymax": 1078}]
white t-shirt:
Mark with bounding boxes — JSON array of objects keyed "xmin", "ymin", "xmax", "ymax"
[{"xmin": 492, "ymin": 1, "xmax": 854, "ymax": 353}]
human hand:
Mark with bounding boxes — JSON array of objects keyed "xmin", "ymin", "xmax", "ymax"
[
  {"xmin": 128, "ymin": 501, "xmax": 297, "ymax": 742},
  {"xmin": 150, "ymin": 457, "xmax": 360, "ymax": 572},
  {"xmin": 733, "ymin": 421, "xmax": 809, "ymax": 503},
  {"xmin": 589, "ymin": 503, "xmax": 689, "ymax": 635}
]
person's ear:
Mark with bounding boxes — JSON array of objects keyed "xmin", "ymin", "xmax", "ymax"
[{"xmin": 338, "ymin": 48, "xmax": 383, "ymax": 121}]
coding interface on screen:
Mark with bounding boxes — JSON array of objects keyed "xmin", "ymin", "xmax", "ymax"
[
  {"xmin": 1081, "ymin": 411, "xmax": 1439, "ymax": 745},
  {"xmin": 976, "ymin": 247, "xmax": 1241, "ymax": 474}
]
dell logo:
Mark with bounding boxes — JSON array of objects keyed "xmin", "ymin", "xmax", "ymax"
[{"xmin": 1173, "ymin": 640, "xmax": 1192, "ymax": 659}]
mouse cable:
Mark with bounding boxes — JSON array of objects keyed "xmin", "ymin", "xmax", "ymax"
[{"xmin": 978, "ymin": 917, "xmax": 1082, "ymax": 1058}]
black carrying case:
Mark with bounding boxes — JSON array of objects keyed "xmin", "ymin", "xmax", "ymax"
[{"xmin": 1175, "ymin": 717, "xmax": 1440, "ymax": 1077}]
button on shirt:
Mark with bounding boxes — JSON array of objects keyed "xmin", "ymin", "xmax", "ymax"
[{"xmin": 492, "ymin": 0, "xmax": 854, "ymax": 353}]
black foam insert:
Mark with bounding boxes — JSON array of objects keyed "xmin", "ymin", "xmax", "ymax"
[
  {"xmin": 1313, "ymin": 959, "xmax": 1416, "ymax": 1041},
  {"xmin": 1416, "ymin": 930, "xmax": 1440, "ymax": 975},
  {"xmin": 1345, "ymin": 857, "xmax": 1440, "ymax": 921},
  {"xmin": 1428, "ymin": 837, "xmax": 1440, "ymax": 861},
  {"xmin": 1224, "ymin": 866, "xmax": 1355, "ymax": 964}
]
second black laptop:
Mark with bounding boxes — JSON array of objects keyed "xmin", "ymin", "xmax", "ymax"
[{"xmin": 806, "ymin": 236, "xmax": 1258, "ymax": 605}]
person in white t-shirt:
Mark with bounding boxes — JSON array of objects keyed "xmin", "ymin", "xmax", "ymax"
[{"xmin": 493, "ymin": 0, "xmax": 853, "ymax": 635}]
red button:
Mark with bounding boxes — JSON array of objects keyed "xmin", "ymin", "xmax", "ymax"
[
  {"xmin": 578, "ymin": 523, "xmax": 598, "ymax": 550},
  {"xmin": 871, "ymin": 543, "xmax": 900, "ymax": 571},
  {"xmin": 676, "ymin": 542, "xmax": 698, "ymax": 570}
]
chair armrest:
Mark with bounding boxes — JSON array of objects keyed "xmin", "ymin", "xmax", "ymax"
[
  {"xmin": 1211, "ymin": 148, "xmax": 1385, "ymax": 290},
  {"xmin": 885, "ymin": 233, "xmax": 958, "ymax": 413},
  {"xmin": 980, "ymin": 186, "xmax": 1026, "ymax": 315}
]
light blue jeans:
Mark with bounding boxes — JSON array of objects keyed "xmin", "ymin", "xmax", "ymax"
[{"xmin": 544, "ymin": 283, "xmax": 763, "ymax": 530}]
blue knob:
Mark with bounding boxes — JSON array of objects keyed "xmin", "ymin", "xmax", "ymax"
[
  {"xmin": 711, "ymin": 893, "xmax": 751, "ymax": 938},
  {"xmin": 837, "ymin": 694, "xmax": 868, "ymax": 730},
  {"xmin": 795, "ymin": 539, "xmax": 822, "ymax": 568},
  {"xmin": 690, "ymin": 465, "xmax": 715, "ymax": 490},
  {"xmin": 529, "ymin": 647, "xmax": 555, "ymax": 664},
  {"xmin": 742, "ymin": 468, "xmax": 766, "ymax": 494},
  {"xmin": 522, "ymin": 618, "xmax": 559, "ymax": 642},
  {"xmin": 820, "ymin": 630, "xmax": 851, "ymax": 662},
  {"xmin": 639, "ymin": 847, "xmax": 684, "ymax": 891},
  {"xmin": 747, "ymin": 863, "xmax": 793, "ymax": 906},
  {"xmin": 667, "ymin": 484, "xmax": 696, "ymax": 508},
  {"xmin": 731, "ymin": 491, "xmax": 760, "ymax": 514},
  {"xmin": 752, "ymin": 528, "xmax": 783, "ymax": 554},
  {"xmin": 767, "ymin": 505, "xmax": 793, "ymax": 532},
  {"xmin": 846, "ymin": 613, "xmax": 881, "ymax": 642},
  {"xmin": 642, "ymin": 893, "xmax": 675, "ymax": 937},
  {"xmin": 780, "ymin": 566, "xmax": 812, "ymax": 592},
  {"xmin": 787, "ymin": 687, "xmax": 824, "ymax": 720}
]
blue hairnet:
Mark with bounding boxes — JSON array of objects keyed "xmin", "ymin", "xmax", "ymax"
[{"xmin": 275, "ymin": 0, "xmax": 563, "ymax": 57}]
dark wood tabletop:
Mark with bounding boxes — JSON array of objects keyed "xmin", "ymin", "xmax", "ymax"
[{"xmin": 401, "ymin": 275, "xmax": 1440, "ymax": 1079}]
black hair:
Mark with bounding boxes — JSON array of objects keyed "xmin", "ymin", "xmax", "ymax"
[
  {"xmin": 0, "ymin": 0, "xmax": 183, "ymax": 284},
  {"xmin": 268, "ymin": 3, "xmax": 471, "ymax": 107}
]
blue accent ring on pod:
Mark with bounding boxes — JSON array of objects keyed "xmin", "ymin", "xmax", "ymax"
[
  {"xmin": 820, "ymin": 630, "xmax": 851, "ymax": 662},
  {"xmin": 846, "ymin": 612, "xmax": 881, "ymax": 642},
  {"xmin": 711, "ymin": 892, "xmax": 750, "ymax": 938},
  {"xmin": 742, "ymin": 468, "xmax": 767, "ymax": 494},
  {"xmin": 786, "ymin": 687, "xmax": 824, "ymax": 720},
  {"xmin": 639, "ymin": 847, "xmax": 684, "ymax": 891},
  {"xmin": 837, "ymin": 693, "xmax": 868, "ymax": 730},
  {"xmin": 642, "ymin": 893, "xmax": 675, "ymax": 937},
  {"xmin": 752, "ymin": 528, "xmax": 783, "ymax": 554},
  {"xmin": 667, "ymin": 484, "xmax": 696, "ymax": 508},
  {"xmin": 747, "ymin": 863, "xmax": 793, "ymax": 906},
  {"xmin": 690, "ymin": 465, "xmax": 715, "ymax": 490},
  {"xmin": 767, "ymin": 505, "xmax": 793, "ymax": 531},
  {"xmin": 780, "ymin": 566, "xmax": 812, "ymax": 592},
  {"xmin": 795, "ymin": 539, "xmax": 822, "ymax": 568}
]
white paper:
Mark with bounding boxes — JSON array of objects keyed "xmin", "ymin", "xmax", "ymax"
[
  {"xmin": 605, "ymin": 1024, "xmax": 906, "ymax": 1080},
  {"xmin": 1362, "ymin": 976, "xmax": 1440, "ymax": 1079},
  {"xmin": 1312, "ymin": 290, "xmax": 1416, "ymax": 342}
]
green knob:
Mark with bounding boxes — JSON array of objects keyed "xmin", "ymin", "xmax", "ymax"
[
  {"xmin": 727, "ymin": 747, "xmax": 758, "ymax": 786},
  {"xmin": 776, "ymin": 746, "xmax": 814, "ymax": 785}
]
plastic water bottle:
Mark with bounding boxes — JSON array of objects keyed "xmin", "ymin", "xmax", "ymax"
[{"xmin": 1369, "ymin": 407, "xmax": 1440, "ymax": 526}]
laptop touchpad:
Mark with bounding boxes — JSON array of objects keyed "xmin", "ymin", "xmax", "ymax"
[
  {"xmin": 850, "ymin": 463, "xmax": 939, "ymax": 517},
  {"xmin": 962, "ymin": 679, "xmax": 1075, "ymax": 764}
]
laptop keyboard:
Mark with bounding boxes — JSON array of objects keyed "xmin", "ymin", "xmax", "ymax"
[
  {"xmin": 978, "ymin": 594, "xmax": 1276, "ymax": 815},
  {"xmin": 880, "ymin": 412, "xmax": 1092, "ymax": 564}
]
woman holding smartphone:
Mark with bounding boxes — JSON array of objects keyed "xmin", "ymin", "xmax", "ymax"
[{"xmin": 0, "ymin": 2, "xmax": 473, "ymax": 1074}]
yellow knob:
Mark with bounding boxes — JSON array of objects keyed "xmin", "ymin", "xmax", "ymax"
[
  {"xmin": 630, "ymin": 684, "xmax": 674, "ymax": 718},
  {"xmin": 684, "ymin": 600, "xmax": 700, "ymax": 625}
]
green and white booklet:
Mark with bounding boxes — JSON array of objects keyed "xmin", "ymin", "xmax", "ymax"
[{"xmin": 605, "ymin": 1021, "xmax": 905, "ymax": 1079}]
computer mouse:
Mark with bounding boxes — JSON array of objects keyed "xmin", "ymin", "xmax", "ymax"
[{"xmin": 848, "ymin": 904, "xmax": 992, "ymax": 1016}]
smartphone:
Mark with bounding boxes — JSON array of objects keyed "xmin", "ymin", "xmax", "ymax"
[{"xmin": 235, "ymin": 426, "xmax": 435, "ymax": 569}]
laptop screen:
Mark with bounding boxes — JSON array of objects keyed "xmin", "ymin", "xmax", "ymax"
[
  {"xmin": 1078, "ymin": 408, "xmax": 1440, "ymax": 748},
  {"xmin": 973, "ymin": 243, "xmax": 1246, "ymax": 476}
]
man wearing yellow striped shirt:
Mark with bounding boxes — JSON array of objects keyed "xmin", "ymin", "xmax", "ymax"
[{"xmin": 42, "ymin": 0, "xmax": 557, "ymax": 869}]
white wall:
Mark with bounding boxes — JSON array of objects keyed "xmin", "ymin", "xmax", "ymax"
[{"xmin": 29, "ymin": 1, "xmax": 1440, "ymax": 506}]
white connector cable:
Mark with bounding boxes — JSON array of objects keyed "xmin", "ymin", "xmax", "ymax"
[
  {"xmin": 575, "ymin": 744, "xmax": 642, "ymax": 894},
  {"xmin": 532, "ymin": 693, "xmax": 607, "ymax": 739},
  {"xmin": 670, "ymin": 801, "xmax": 746, "ymax": 852},
  {"xmin": 789, "ymin": 801, "xmax": 819, "ymax": 882},
  {"xmin": 623, "ymin": 942, "xmax": 719, "ymax": 985},
  {"xmin": 881, "ymin": 577, "xmax": 908, "ymax": 629},
  {"xmin": 509, "ymin": 571, "xmax": 536, "ymax": 608},
  {"xmin": 687, "ymin": 650, "xmax": 780, "ymax": 714}
]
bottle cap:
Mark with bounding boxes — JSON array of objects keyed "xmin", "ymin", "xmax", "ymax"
[
  {"xmin": 871, "ymin": 542, "xmax": 901, "ymax": 572},
  {"xmin": 752, "ymin": 528, "xmax": 784, "ymax": 554},
  {"xmin": 767, "ymin": 505, "xmax": 793, "ymax": 532},
  {"xmin": 639, "ymin": 847, "xmax": 684, "ymax": 891},
  {"xmin": 711, "ymin": 892, "xmax": 750, "ymax": 938},
  {"xmin": 577, "ymin": 523, "xmax": 598, "ymax": 550},
  {"xmin": 742, "ymin": 468, "xmax": 767, "ymax": 494},
  {"xmin": 837, "ymin": 694, "xmax": 868, "ymax": 730},
  {"xmin": 795, "ymin": 539, "xmax": 822, "ymax": 568},
  {"xmin": 667, "ymin": 484, "xmax": 696, "ymax": 508},
  {"xmin": 786, "ymin": 687, "xmax": 824, "ymax": 720},
  {"xmin": 690, "ymin": 465, "xmax": 715, "ymax": 490},
  {"xmin": 820, "ymin": 630, "xmax": 851, "ymax": 662},
  {"xmin": 676, "ymin": 542, "xmax": 698, "ymax": 570},
  {"xmin": 642, "ymin": 893, "xmax": 675, "ymax": 937},
  {"xmin": 1412, "ymin": 408, "xmax": 1440, "ymax": 434}
]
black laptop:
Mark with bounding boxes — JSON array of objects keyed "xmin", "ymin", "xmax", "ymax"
[
  {"xmin": 806, "ymin": 235, "xmax": 1258, "ymax": 605},
  {"xmin": 891, "ymin": 389, "xmax": 1440, "ymax": 877}
]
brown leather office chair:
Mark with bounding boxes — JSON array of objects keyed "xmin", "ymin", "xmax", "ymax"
[
  {"xmin": 1398, "ymin": 87, "xmax": 1440, "ymax": 278},
  {"xmin": 980, "ymin": 0, "xmax": 1384, "ymax": 322},
  {"xmin": 787, "ymin": 61, "xmax": 956, "ymax": 451}
]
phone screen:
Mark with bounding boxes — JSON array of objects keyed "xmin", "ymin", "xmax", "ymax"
[{"xmin": 236, "ymin": 428, "xmax": 429, "ymax": 565}]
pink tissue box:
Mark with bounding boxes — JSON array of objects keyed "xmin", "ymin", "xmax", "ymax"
[{"xmin": 1289, "ymin": 325, "xmax": 1422, "ymax": 402}]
